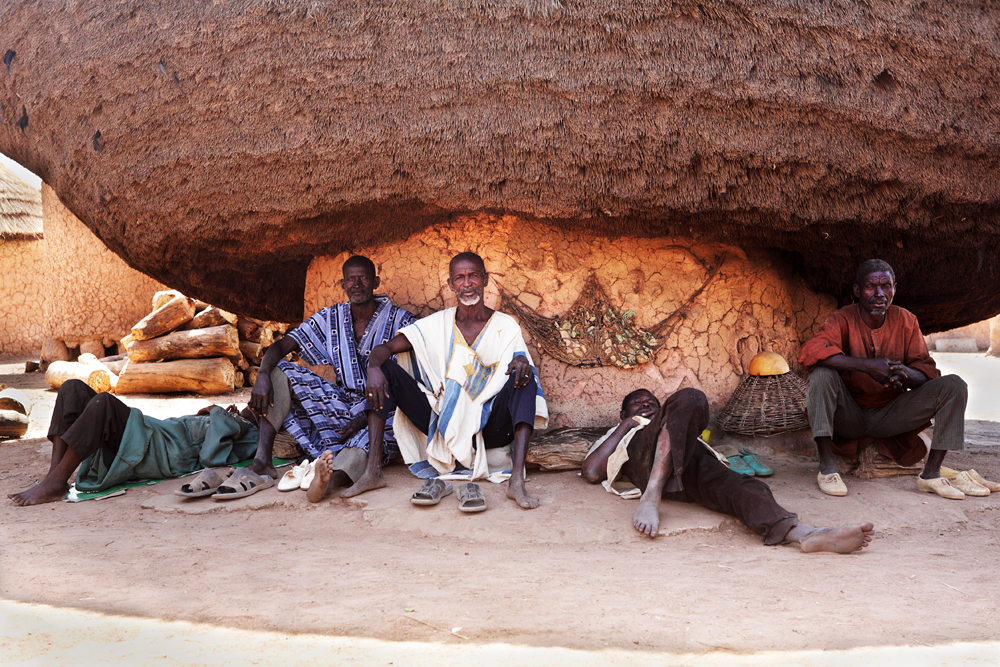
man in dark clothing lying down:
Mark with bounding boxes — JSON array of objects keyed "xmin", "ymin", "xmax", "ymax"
[
  {"xmin": 580, "ymin": 387, "xmax": 874, "ymax": 554},
  {"xmin": 9, "ymin": 379, "xmax": 259, "ymax": 506}
]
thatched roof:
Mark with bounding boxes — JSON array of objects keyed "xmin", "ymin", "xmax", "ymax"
[
  {"xmin": 1, "ymin": 1, "xmax": 999, "ymax": 328},
  {"xmin": 0, "ymin": 161, "xmax": 42, "ymax": 239}
]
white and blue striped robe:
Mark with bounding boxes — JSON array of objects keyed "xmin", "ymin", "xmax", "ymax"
[{"xmin": 279, "ymin": 295, "xmax": 415, "ymax": 460}]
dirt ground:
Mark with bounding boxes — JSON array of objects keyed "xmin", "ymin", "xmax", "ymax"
[{"xmin": 2, "ymin": 352, "xmax": 1000, "ymax": 659}]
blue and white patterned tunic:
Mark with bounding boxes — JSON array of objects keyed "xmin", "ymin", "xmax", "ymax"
[{"xmin": 278, "ymin": 295, "xmax": 415, "ymax": 460}]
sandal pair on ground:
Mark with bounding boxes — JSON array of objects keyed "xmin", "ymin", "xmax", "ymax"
[
  {"xmin": 410, "ymin": 478, "xmax": 487, "ymax": 513},
  {"xmin": 276, "ymin": 459, "xmax": 317, "ymax": 492},
  {"xmin": 173, "ymin": 467, "xmax": 275, "ymax": 500}
]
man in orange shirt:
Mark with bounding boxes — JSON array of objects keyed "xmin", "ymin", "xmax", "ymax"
[{"xmin": 799, "ymin": 260, "xmax": 969, "ymax": 499}]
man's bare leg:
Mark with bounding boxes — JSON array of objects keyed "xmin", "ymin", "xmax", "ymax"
[
  {"xmin": 786, "ymin": 522, "xmax": 875, "ymax": 554},
  {"xmin": 634, "ymin": 422, "xmax": 673, "ymax": 537},
  {"xmin": 246, "ymin": 419, "xmax": 278, "ymax": 479},
  {"xmin": 815, "ymin": 436, "xmax": 839, "ymax": 475},
  {"xmin": 307, "ymin": 450, "xmax": 352, "ymax": 503},
  {"xmin": 506, "ymin": 422, "xmax": 539, "ymax": 509},
  {"xmin": 9, "ymin": 446, "xmax": 82, "ymax": 506},
  {"xmin": 48, "ymin": 435, "xmax": 69, "ymax": 475},
  {"xmin": 341, "ymin": 411, "xmax": 387, "ymax": 497}
]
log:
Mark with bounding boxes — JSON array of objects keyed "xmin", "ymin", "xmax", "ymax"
[
  {"xmin": 234, "ymin": 371, "xmax": 245, "ymax": 388},
  {"xmin": 244, "ymin": 366, "xmax": 260, "ymax": 387},
  {"xmin": 44, "ymin": 361, "xmax": 113, "ymax": 393},
  {"xmin": 131, "ymin": 295, "xmax": 196, "ymax": 341},
  {"xmin": 100, "ymin": 359, "xmax": 128, "ymax": 375},
  {"xmin": 116, "ymin": 358, "xmax": 236, "ymax": 395},
  {"xmin": 119, "ymin": 333, "xmax": 134, "ymax": 354},
  {"xmin": 229, "ymin": 352, "xmax": 249, "ymax": 371},
  {"xmin": 127, "ymin": 325, "xmax": 240, "ymax": 363},
  {"xmin": 240, "ymin": 340, "xmax": 263, "ymax": 365},
  {"xmin": 24, "ymin": 361, "xmax": 40, "ymax": 373},
  {"xmin": 0, "ymin": 410, "xmax": 29, "ymax": 438},
  {"xmin": 152, "ymin": 289, "xmax": 185, "ymax": 311},
  {"xmin": 0, "ymin": 387, "xmax": 31, "ymax": 416},
  {"xmin": 526, "ymin": 427, "xmax": 610, "ymax": 470},
  {"xmin": 178, "ymin": 306, "xmax": 238, "ymax": 331},
  {"xmin": 237, "ymin": 320, "xmax": 273, "ymax": 347},
  {"xmin": 77, "ymin": 353, "xmax": 120, "ymax": 391},
  {"xmin": 193, "ymin": 299, "xmax": 211, "ymax": 312}
]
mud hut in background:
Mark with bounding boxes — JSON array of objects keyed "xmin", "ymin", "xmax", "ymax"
[{"xmin": 0, "ymin": 162, "xmax": 46, "ymax": 355}]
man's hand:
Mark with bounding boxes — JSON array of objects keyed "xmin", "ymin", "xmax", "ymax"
[
  {"xmin": 337, "ymin": 414, "xmax": 367, "ymax": 443},
  {"xmin": 366, "ymin": 366, "xmax": 390, "ymax": 412},
  {"xmin": 861, "ymin": 358, "xmax": 894, "ymax": 384},
  {"xmin": 887, "ymin": 362, "xmax": 926, "ymax": 389},
  {"xmin": 248, "ymin": 372, "xmax": 274, "ymax": 418},
  {"xmin": 506, "ymin": 355, "xmax": 532, "ymax": 389}
]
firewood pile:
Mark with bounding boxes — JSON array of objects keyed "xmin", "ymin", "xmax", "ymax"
[{"xmin": 44, "ymin": 290, "xmax": 290, "ymax": 396}]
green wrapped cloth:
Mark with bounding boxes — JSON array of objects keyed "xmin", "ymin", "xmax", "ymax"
[{"xmin": 74, "ymin": 407, "xmax": 259, "ymax": 493}]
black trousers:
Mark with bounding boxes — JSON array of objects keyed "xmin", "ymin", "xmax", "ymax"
[
  {"xmin": 370, "ymin": 359, "xmax": 537, "ymax": 449},
  {"xmin": 48, "ymin": 379, "xmax": 132, "ymax": 461},
  {"xmin": 623, "ymin": 388, "xmax": 798, "ymax": 545}
]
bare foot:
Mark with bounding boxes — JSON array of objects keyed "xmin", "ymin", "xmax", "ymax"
[
  {"xmin": 9, "ymin": 479, "xmax": 70, "ymax": 506},
  {"xmin": 340, "ymin": 469, "xmax": 386, "ymax": 498},
  {"xmin": 307, "ymin": 451, "xmax": 334, "ymax": 503},
  {"xmin": 633, "ymin": 499, "xmax": 660, "ymax": 537},
  {"xmin": 799, "ymin": 523, "xmax": 875, "ymax": 554},
  {"xmin": 506, "ymin": 478, "xmax": 540, "ymax": 509},
  {"xmin": 246, "ymin": 457, "xmax": 277, "ymax": 480}
]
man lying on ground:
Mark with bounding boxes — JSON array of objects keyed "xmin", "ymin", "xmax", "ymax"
[
  {"xmin": 9, "ymin": 379, "xmax": 258, "ymax": 506},
  {"xmin": 799, "ymin": 259, "xmax": 971, "ymax": 499},
  {"xmin": 317, "ymin": 251, "xmax": 548, "ymax": 509},
  {"xmin": 581, "ymin": 387, "xmax": 874, "ymax": 553},
  {"xmin": 248, "ymin": 255, "xmax": 414, "ymax": 502}
]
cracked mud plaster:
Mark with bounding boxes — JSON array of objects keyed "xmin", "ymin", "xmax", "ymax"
[
  {"xmin": 38, "ymin": 185, "xmax": 167, "ymax": 351},
  {"xmin": 305, "ymin": 215, "xmax": 836, "ymax": 427},
  {"xmin": 0, "ymin": 237, "xmax": 47, "ymax": 354}
]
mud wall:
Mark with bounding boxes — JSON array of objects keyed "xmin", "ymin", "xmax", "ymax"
[
  {"xmin": 925, "ymin": 321, "xmax": 992, "ymax": 351},
  {"xmin": 0, "ymin": 237, "xmax": 47, "ymax": 354},
  {"xmin": 305, "ymin": 217, "xmax": 837, "ymax": 427},
  {"xmin": 41, "ymin": 185, "xmax": 167, "ymax": 351}
]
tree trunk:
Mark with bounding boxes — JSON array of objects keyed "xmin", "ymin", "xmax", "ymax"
[
  {"xmin": 0, "ymin": 410, "xmax": 29, "ymax": 438},
  {"xmin": 237, "ymin": 320, "xmax": 273, "ymax": 347},
  {"xmin": 126, "ymin": 325, "xmax": 240, "ymax": 363},
  {"xmin": 116, "ymin": 358, "xmax": 236, "ymax": 395},
  {"xmin": 44, "ymin": 361, "xmax": 113, "ymax": 393},
  {"xmin": 240, "ymin": 340, "xmax": 263, "ymax": 365},
  {"xmin": 245, "ymin": 366, "xmax": 260, "ymax": 387},
  {"xmin": 131, "ymin": 295, "xmax": 196, "ymax": 341},
  {"xmin": 526, "ymin": 427, "xmax": 610, "ymax": 470},
  {"xmin": 178, "ymin": 306, "xmax": 238, "ymax": 331},
  {"xmin": 77, "ymin": 353, "xmax": 120, "ymax": 391},
  {"xmin": 989, "ymin": 315, "xmax": 1000, "ymax": 357},
  {"xmin": 0, "ymin": 387, "xmax": 31, "ymax": 416},
  {"xmin": 152, "ymin": 290, "xmax": 185, "ymax": 311}
]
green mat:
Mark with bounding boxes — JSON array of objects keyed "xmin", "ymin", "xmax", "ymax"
[{"xmin": 63, "ymin": 458, "xmax": 294, "ymax": 502}]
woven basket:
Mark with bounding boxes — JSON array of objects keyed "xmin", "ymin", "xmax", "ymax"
[{"xmin": 717, "ymin": 372, "xmax": 809, "ymax": 436}]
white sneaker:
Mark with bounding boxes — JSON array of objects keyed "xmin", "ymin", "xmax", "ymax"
[{"xmin": 278, "ymin": 460, "xmax": 310, "ymax": 492}]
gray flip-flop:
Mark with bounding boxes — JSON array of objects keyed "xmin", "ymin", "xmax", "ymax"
[
  {"xmin": 410, "ymin": 478, "xmax": 453, "ymax": 506},
  {"xmin": 457, "ymin": 482, "xmax": 487, "ymax": 513},
  {"xmin": 212, "ymin": 468, "xmax": 275, "ymax": 500},
  {"xmin": 174, "ymin": 469, "xmax": 226, "ymax": 498}
]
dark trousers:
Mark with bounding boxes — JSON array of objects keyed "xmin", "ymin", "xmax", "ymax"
[
  {"xmin": 48, "ymin": 380, "xmax": 132, "ymax": 461},
  {"xmin": 623, "ymin": 388, "xmax": 798, "ymax": 545},
  {"xmin": 370, "ymin": 359, "xmax": 537, "ymax": 448}
]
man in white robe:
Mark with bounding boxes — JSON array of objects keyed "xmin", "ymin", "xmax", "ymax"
[{"xmin": 328, "ymin": 252, "xmax": 548, "ymax": 509}]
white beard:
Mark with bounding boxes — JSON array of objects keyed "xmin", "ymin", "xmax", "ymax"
[{"xmin": 458, "ymin": 294, "xmax": 482, "ymax": 306}]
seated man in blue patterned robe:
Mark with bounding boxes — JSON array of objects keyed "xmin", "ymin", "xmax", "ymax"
[{"xmin": 247, "ymin": 256, "xmax": 414, "ymax": 497}]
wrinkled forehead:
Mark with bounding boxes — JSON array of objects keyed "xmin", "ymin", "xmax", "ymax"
[
  {"xmin": 860, "ymin": 270, "xmax": 895, "ymax": 286},
  {"xmin": 449, "ymin": 259, "xmax": 485, "ymax": 278}
]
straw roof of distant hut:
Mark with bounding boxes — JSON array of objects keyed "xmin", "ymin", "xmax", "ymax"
[{"xmin": 0, "ymin": 162, "xmax": 42, "ymax": 239}]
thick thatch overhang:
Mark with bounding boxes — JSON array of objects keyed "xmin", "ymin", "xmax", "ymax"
[
  {"xmin": 0, "ymin": 162, "xmax": 42, "ymax": 239},
  {"xmin": 1, "ymin": 0, "xmax": 998, "ymax": 329}
]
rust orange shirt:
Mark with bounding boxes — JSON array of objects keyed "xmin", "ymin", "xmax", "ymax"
[{"xmin": 798, "ymin": 304, "xmax": 939, "ymax": 409}]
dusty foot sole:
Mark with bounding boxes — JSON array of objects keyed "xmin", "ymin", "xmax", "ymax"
[{"xmin": 799, "ymin": 523, "xmax": 874, "ymax": 554}]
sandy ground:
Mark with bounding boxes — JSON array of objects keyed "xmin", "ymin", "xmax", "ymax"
[{"xmin": 2, "ymin": 352, "xmax": 1000, "ymax": 663}]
